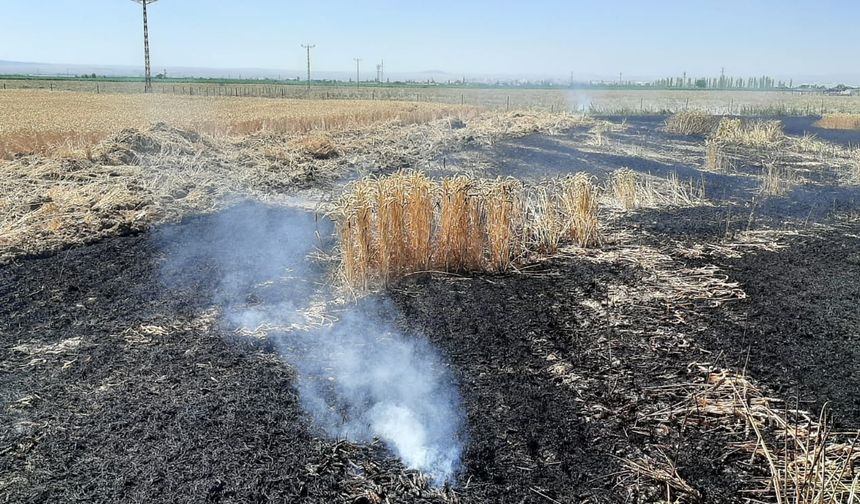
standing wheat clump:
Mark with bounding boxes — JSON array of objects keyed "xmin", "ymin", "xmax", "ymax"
[
  {"xmin": 484, "ymin": 178, "xmax": 524, "ymax": 271},
  {"xmin": 610, "ymin": 168, "xmax": 638, "ymax": 209},
  {"xmin": 404, "ymin": 172, "xmax": 435, "ymax": 270},
  {"xmin": 334, "ymin": 170, "xmax": 602, "ymax": 288},
  {"xmin": 437, "ymin": 176, "xmax": 484, "ymax": 271},
  {"xmin": 561, "ymin": 173, "xmax": 600, "ymax": 247},
  {"xmin": 337, "ymin": 179, "xmax": 376, "ymax": 289},
  {"xmin": 525, "ymin": 183, "xmax": 565, "ymax": 255},
  {"xmin": 704, "ymin": 139, "xmax": 727, "ymax": 172}
]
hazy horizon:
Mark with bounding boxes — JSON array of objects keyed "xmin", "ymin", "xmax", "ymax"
[{"xmin": 2, "ymin": 0, "xmax": 859, "ymax": 81}]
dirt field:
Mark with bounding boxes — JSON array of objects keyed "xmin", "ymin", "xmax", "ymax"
[{"xmin": 2, "ymin": 109, "xmax": 859, "ymax": 503}]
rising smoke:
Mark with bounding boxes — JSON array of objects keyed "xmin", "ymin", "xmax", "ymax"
[
  {"xmin": 567, "ymin": 90, "xmax": 593, "ymax": 112},
  {"xmin": 155, "ymin": 202, "xmax": 465, "ymax": 484}
]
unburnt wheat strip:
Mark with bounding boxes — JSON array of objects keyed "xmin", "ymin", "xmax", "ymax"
[{"xmin": 333, "ymin": 171, "xmax": 601, "ymax": 288}]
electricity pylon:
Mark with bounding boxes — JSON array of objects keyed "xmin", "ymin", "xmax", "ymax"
[
  {"xmin": 131, "ymin": 0, "xmax": 158, "ymax": 93},
  {"xmin": 354, "ymin": 58, "xmax": 362, "ymax": 89},
  {"xmin": 301, "ymin": 43, "xmax": 315, "ymax": 92}
]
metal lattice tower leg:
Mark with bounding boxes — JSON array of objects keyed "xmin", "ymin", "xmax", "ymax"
[{"xmin": 142, "ymin": 0, "xmax": 151, "ymax": 92}]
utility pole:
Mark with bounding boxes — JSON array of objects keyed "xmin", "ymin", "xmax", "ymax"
[
  {"xmin": 131, "ymin": 1, "xmax": 158, "ymax": 93},
  {"xmin": 376, "ymin": 60, "xmax": 384, "ymax": 83},
  {"xmin": 301, "ymin": 43, "xmax": 315, "ymax": 92},
  {"xmin": 354, "ymin": 58, "xmax": 362, "ymax": 89}
]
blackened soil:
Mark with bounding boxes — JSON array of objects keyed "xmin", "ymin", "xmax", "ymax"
[
  {"xmin": 0, "ymin": 234, "xmax": 325, "ymax": 503},
  {"xmin": 682, "ymin": 224, "xmax": 860, "ymax": 425},
  {"xmin": 3, "ymin": 120, "xmax": 860, "ymax": 502},
  {"xmin": 389, "ymin": 260, "xmax": 756, "ymax": 503},
  {"xmin": 613, "ymin": 115, "xmax": 860, "ymax": 148},
  {"xmin": 1, "ymin": 211, "xmax": 786, "ymax": 503},
  {"xmin": 441, "ymin": 116, "xmax": 860, "ymax": 226}
]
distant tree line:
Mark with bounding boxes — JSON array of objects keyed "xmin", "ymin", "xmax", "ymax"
[{"xmin": 651, "ymin": 74, "xmax": 793, "ymax": 90}]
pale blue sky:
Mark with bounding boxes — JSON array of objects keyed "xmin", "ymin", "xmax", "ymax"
[{"xmin": 1, "ymin": 1, "xmax": 858, "ymax": 78}]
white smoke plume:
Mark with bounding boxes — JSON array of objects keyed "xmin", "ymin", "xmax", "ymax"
[
  {"xmin": 156, "ymin": 202, "xmax": 465, "ymax": 484},
  {"xmin": 567, "ymin": 90, "xmax": 593, "ymax": 112}
]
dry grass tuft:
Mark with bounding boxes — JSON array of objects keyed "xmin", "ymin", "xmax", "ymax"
[
  {"xmin": 815, "ymin": 113, "xmax": 860, "ymax": 130},
  {"xmin": 663, "ymin": 172, "xmax": 707, "ymax": 206},
  {"xmin": 792, "ymin": 133, "xmax": 834, "ymax": 156},
  {"xmin": 664, "ymin": 111, "xmax": 719, "ymax": 136},
  {"xmin": 561, "ymin": 173, "xmax": 600, "ymax": 247},
  {"xmin": 712, "ymin": 117, "xmax": 785, "ymax": 147},
  {"xmin": 624, "ymin": 455, "xmax": 701, "ymax": 501},
  {"xmin": 609, "ymin": 169, "xmax": 639, "ymax": 209},
  {"xmin": 704, "ymin": 139, "xmax": 728, "ymax": 172},
  {"xmin": 334, "ymin": 171, "xmax": 601, "ymax": 288},
  {"xmin": 606, "ymin": 170, "xmax": 707, "ymax": 210},
  {"xmin": 298, "ymin": 134, "xmax": 338, "ymax": 159},
  {"xmin": 850, "ymin": 150, "xmax": 860, "ymax": 184},
  {"xmin": 588, "ymin": 124, "xmax": 609, "ymax": 146},
  {"xmin": 760, "ymin": 162, "xmax": 793, "ymax": 196},
  {"xmin": 525, "ymin": 185, "xmax": 565, "ymax": 255}
]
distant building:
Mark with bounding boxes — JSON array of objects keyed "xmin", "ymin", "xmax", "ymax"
[{"xmin": 824, "ymin": 84, "xmax": 856, "ymax": 96}]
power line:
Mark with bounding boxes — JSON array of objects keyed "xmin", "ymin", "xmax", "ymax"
[
  {"xmin": 130, "ymin": 0, "xmax": 158, "ymax": 93},
  {"xmin": 301, "ymin": 43, "xmax": 315, "ymax": 92}
]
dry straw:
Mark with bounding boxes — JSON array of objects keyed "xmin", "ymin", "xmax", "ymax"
[
  {"xmin": 850, "ymin": 150, "xmax": 860, "ymax": 184},
  {"xmin": 609, "ymin": 169, "xmax": 639, "ymax": 209},
  {"xmin": 334, "ymin": 171, "xmax": 601, "ymax": 288},
  {"xmin": 761, "ymin": 162, "xmax": 793, "ymax": 196},
  {"xmin": 704, "ymin": 138, "xmax": 728, "ymax": 172},
  {"xmin": 664, "ymin": 110, "xmax": 719, "ymax": 136},
  {"xmin": 815, "ymin": 113, "xmax": 860, "ymax": 131},
  {"xmin": 606, "ymin": 168, "xmax": 707, "ymax": 210},
  {"xmin": 712, "ymin": 117, "xmax": 784, "ymax": 147},
  {"xmin": 298, "ymin": 134, "xmax": 338, "ymax": 159},
  {"xmin": 630, "ymin": 366, "xmax": 860, "ymax": 503},
  {"xmin": 560, "ymin": 173, "xmax": 600, "ymax": 248},
  {"xmin": 698, "ymin": 370, "xmax": 860, "ymax": 504}
]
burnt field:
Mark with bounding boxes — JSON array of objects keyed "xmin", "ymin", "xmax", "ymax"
[{"xmin": 2, "ymin": 113, "xmax": 859, "ymax": 503}]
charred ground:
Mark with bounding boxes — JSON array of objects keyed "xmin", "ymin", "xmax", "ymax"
[{"xmin": 2, "ymin": 114, "xmax": 859, "ymax": 503}]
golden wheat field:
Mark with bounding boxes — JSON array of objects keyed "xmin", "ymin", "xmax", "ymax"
[{"xmin": 0, "ymin": 89, "xmax": 471, "ymax": 159}]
